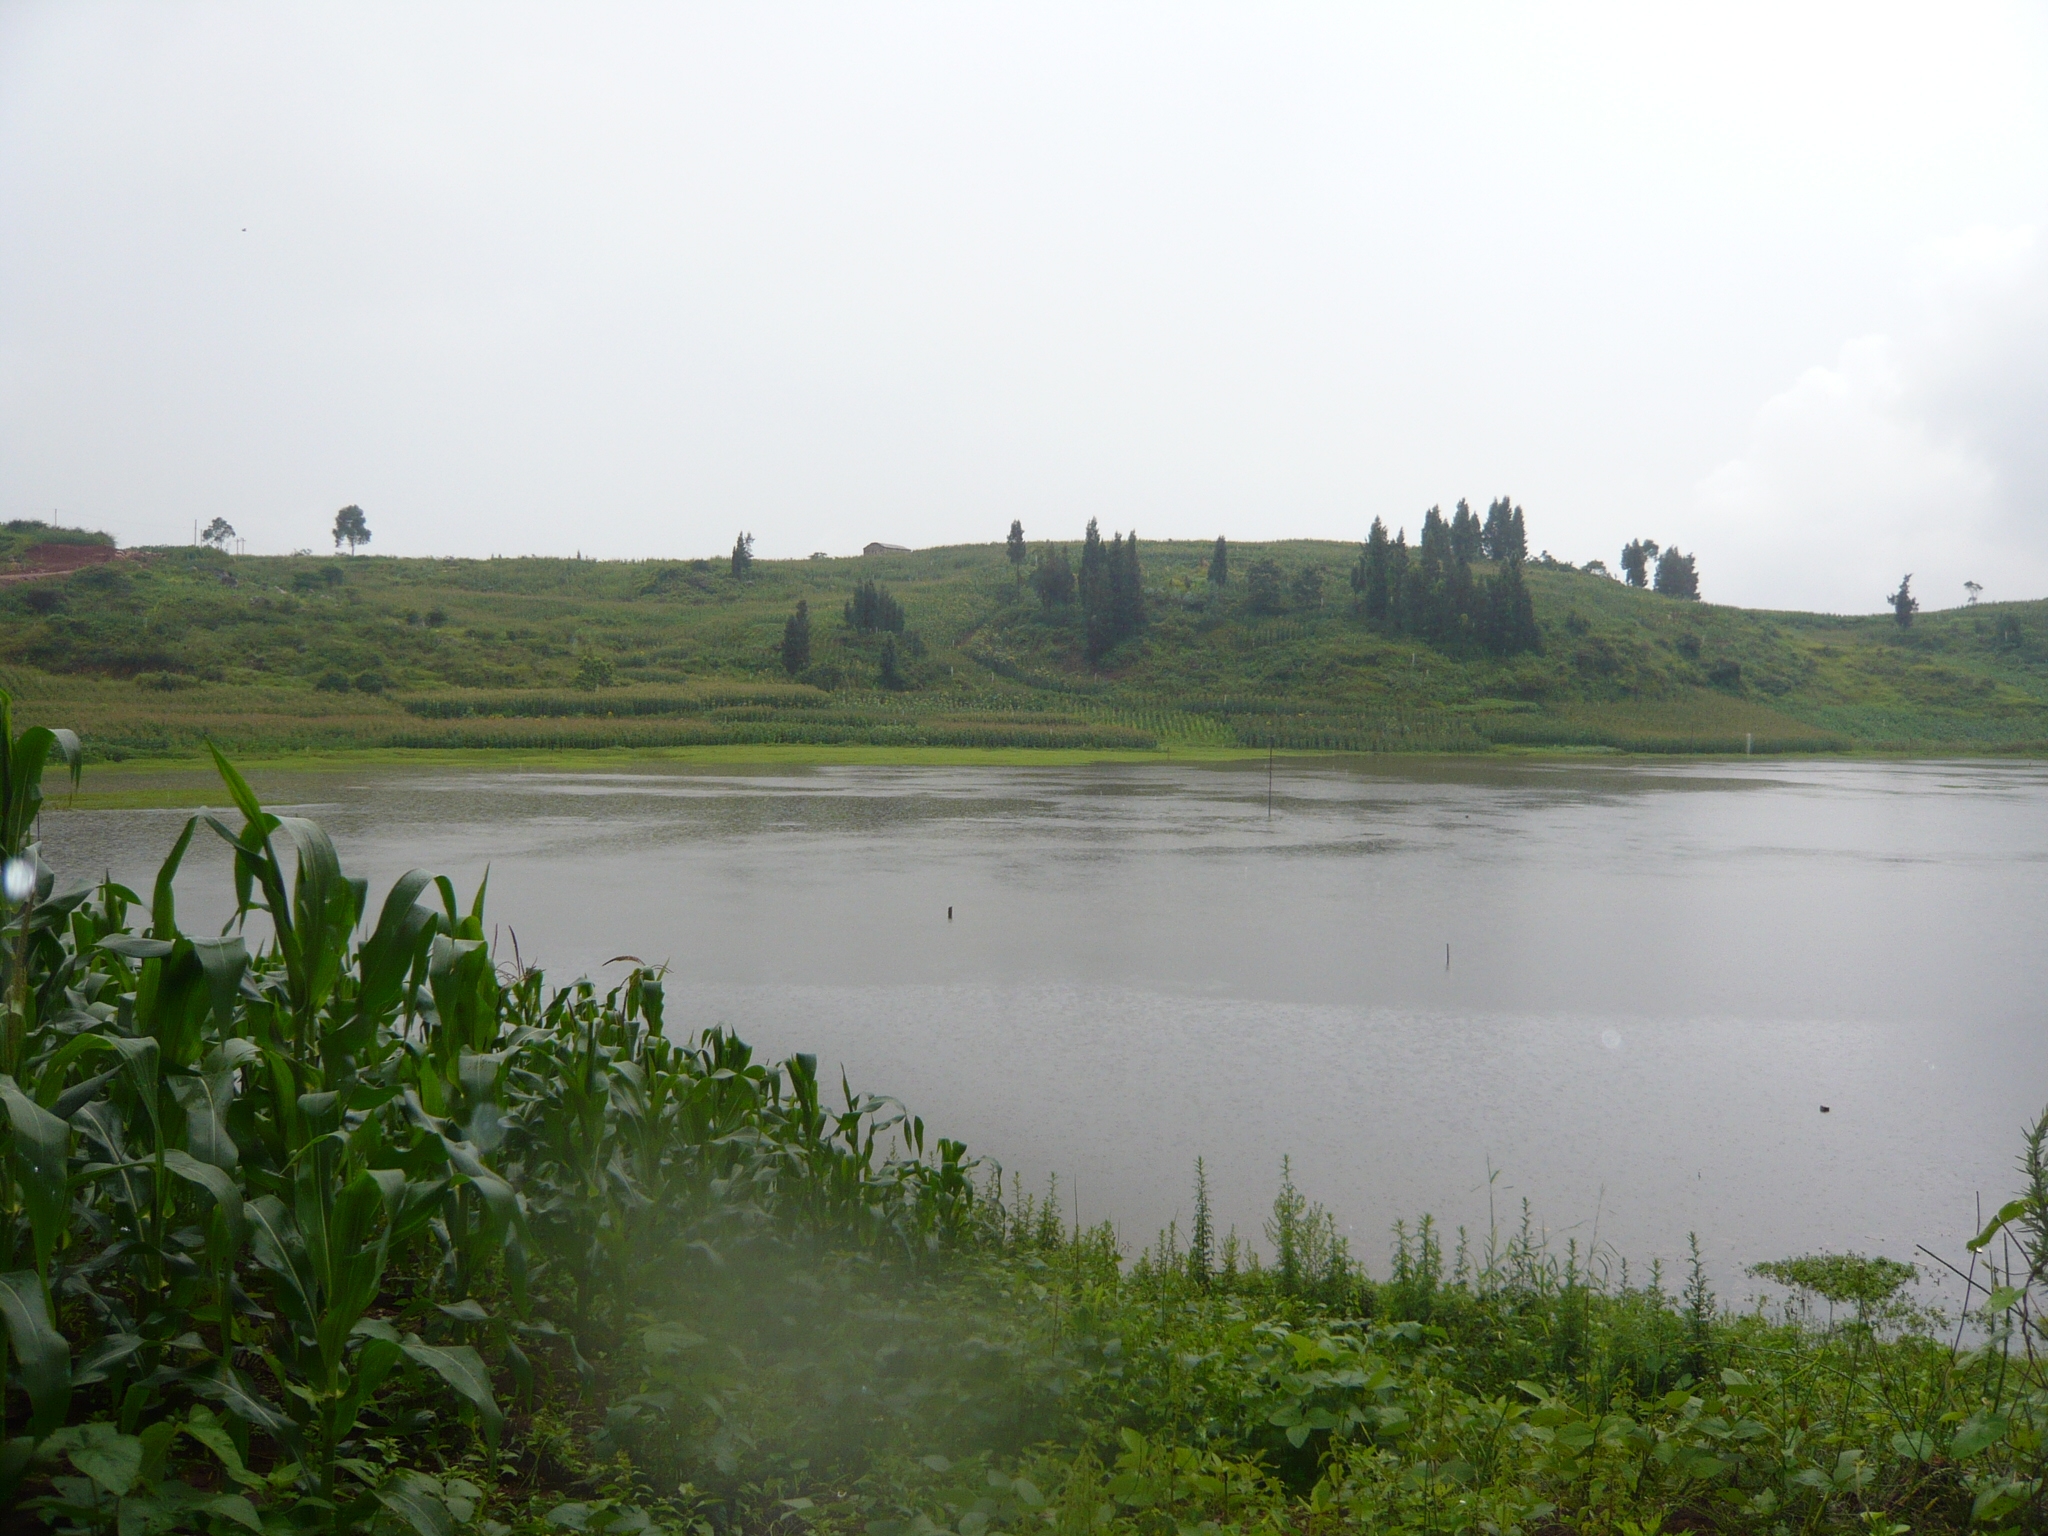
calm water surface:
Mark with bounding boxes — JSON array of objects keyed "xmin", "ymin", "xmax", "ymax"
[{"xmin": 40, "ymin": 757, "xmax": 2048, "ymax": 1304}]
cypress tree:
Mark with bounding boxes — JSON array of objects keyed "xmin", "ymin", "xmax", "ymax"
[
  {"xmin": 1208, "ymin": 535, "xmax": 1229, "ymax": 586},
  {"xmin": 1387, "ymin": 529, "xmax": 1412, "ymax": 632},
  {"xmin": 1506, "ymin": 505, "xmax": 1528, "ymax": 563},
  {"xmin": 1111, "ymin": 530, "xmax": 1144, "ymax": 642},
  {"xmin": 878, "ymin": 635, "xmax": 906, "ymax": 689},
  {"xmin": 1653, "ymin": 547, "xmax": 1699, "ymax": 600},
  {"xmin": 1030, "ymin": 545, "xmax": 1074, "ymax": 609},
  {"xmin": 1079, "ymin": 519, "xmax": 1113, "ymax": 661},
  {"xmin": 1006, "ymin": 519, "xmax": 1026, "ymax": 566},
  {"xmin": 1887, "ymin": 574, "xmax": 1918, "ymax": 628},
  {"xmin": 844, "ymin": 579, "xmax": 905, "ymax": 633},
  {"xmin": 1621, "ymin": 540, "xmax": 1659, "ymax": 589},
  {"xmin": 1483, "ymin": 559, "xmax": 1540, "ymax": 655},
  {"xmin": 1354, "ymin": 518, "xmax": 1392, "ymax": 621},
  {"xmin": 1450, "ymin": 499, "xmax": 1483, "ymax": 562},
  {"xmin": 1481, "ymin": 497, "xmax": 1511, "ymax": 560},
  {"xmin": 1414, "ymin": 507, "xmax": 1455, "ymax": 640},
  {"xmin": 780, "ymin": 599, "xmax": 811, "ymax": 675}
]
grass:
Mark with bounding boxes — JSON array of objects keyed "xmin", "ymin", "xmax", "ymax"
[{"xmin": 5, "ymin": 530, "xmax": 2048, "ymax": 760}]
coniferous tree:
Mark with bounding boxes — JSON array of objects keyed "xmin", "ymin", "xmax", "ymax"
[
  {"xmin": 878, "ymin": 635, "xmax": 906, "ymax": 689},
  {"xmin": 1354, "ymin": 518, "xmax": 1392, "ymax": 621},
  {"xmin": 730, "ymin": 531, "xmax": 755, "ymax": 578},
  {"xmin": 1207, "ymin": 536, "xmax": 1229, "ymax": 586},
  {"xmin": 1412, "ymin": 506, "xmax": 1468, "ymax": 641},
  {"xmin": 1620, "ymin": 539, "xmax": 1659, "ymax": 589},
  {"xmin": 1450, "ymin": 500, "xmax": 1483, "ymax": 563},
  {"xmin": 1653, "ymin": 546, "xmax": 1699, "ymax": 600},
  {"xmin": 1077, "ymin": 521, "xmax": 1147, "ymax": 661},
  {"xmin": 1291, "ymin": 563, "xmax": 1325, "ymax": 609},
  {"xmin": 1507, "ymin": 505, "xmax": 1527, "ymax": 563},
  {"xmin": 1480, "ymin": 498, "xmax": 1512, "ymax": 561},
  {"xmin": 1006, "ymin": 520, "xmax": 1026, "ymax": 566},
  {"xmin": 780, "ymin": 600, "xmax": 811, "ymax": 675},
  {"xmin": 1079, "ymin": 519, "xmax": 1114, "ymax": 661},
  {"xmin": 1030, "ymin": 545, "xmax": 1074, "ymax": 609},
  {"xmin": 1887, "ymin": 574, "xmax": 1919, "ymax": 629},
  {"xmin": 1386, "ymin": 529, "xmax": 1413, "ymax": 631},
  {"xmin": 844, "ymin": 579, "xmax": 906, "ymax": 633},
  {"xmin": 1482, "ymin": 558, "xmax": 1540, "ymax": 655},
  {"xmin": 1111, "ymin": 530, "xmax": 1144, "ymax": 641}
]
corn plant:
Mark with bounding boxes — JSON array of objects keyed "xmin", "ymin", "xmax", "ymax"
[{"xmin": 0, "ymin": 691, "xmax": 981, "ymax": 1532}]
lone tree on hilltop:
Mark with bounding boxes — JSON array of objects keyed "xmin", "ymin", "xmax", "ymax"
[
  {"xmin": 1653, "ymin": 546, "xmax": 1699, "ymax": 600},
  {"xmin": 1965, "ymin": 580, "xmax": 1983, "ymax": 605},
  {"xmin": 1888, "ymin": 574, "xmax": 1919, "ymax": 629},
  {"xmin": 201, "ymin": 517, "xmax": 236, "ymax": 550},
  {"xmin": 1006, "ymin": 520, "xmax": 1026, "ymax": 566},
  {"xmin": 1620, "ymin": 538, "xmax": 1659, "ymax": 588},
  {"xmin": 1208, "ymin": 536, "xmax": 1228, "ymax": 586},
  {"xmin": 781, "ymin": 599, "xmax": 811, "ymax": 675},
  {"xmin": 332, "ymin": 505, "xmax": 370, "ymax": 555},
  {"xmin": 731, "ymin": 531, "xmax": 755, "ymax": 578}
]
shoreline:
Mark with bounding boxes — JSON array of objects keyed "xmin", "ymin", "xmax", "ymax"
[{"xmin": 37, "ymin": 739, "xmax": 2031, "ymax": 811}]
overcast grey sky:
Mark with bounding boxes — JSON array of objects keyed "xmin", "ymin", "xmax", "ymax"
[{"xmin": 3, "ymin": 4, "xmax": 2044, "ymax": 612}]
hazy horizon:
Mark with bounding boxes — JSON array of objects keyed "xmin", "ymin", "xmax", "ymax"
[{"xmin": 4, "ymin": 4, "xmax": 2045, "ymax": 615}]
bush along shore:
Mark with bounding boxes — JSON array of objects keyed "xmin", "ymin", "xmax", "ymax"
[{"xmin": 6, "ymin": 686, "xmax": 2048, "ymax": 1534}]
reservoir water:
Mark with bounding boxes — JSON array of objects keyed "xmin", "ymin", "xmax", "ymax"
[{"xmin": 38, "ymin": 757, "xmax": 2048, "ymax": 1308}]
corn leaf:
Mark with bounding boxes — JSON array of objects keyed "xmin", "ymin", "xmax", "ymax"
[{"xmin": 0, "ymin": 1270, "xmax": 70, "ymax": 1437}]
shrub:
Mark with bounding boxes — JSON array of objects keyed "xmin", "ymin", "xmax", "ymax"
[
  {"xmin": 353, "ymin": 669, "xmax": 388, "ymax": 694},
  {"xmin": 314, "ymin": 670, "xmax": 352, "ymax": 693}
]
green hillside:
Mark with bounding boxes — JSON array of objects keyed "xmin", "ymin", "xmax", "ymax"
[{"xmin": 5, "ymin": 527, "xmax": 2047, "ymax": 759}]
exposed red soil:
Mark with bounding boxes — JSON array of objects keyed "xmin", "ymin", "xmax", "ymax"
[{"xmin": 0, "ymin": 541, "xmax": 147, "ymax": 584}]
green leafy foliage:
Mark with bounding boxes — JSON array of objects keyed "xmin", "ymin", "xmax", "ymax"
[{"xmin": 0, "ymin": 695, "xmax": 980, "ymax": 1530}]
